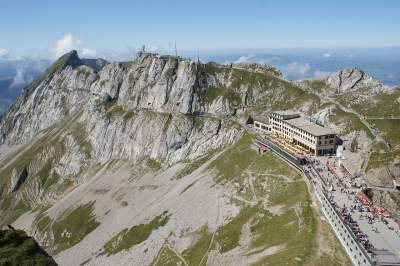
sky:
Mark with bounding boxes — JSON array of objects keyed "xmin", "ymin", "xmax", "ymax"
[{"xmin": 1, "ymin": 0, "xmax": 400, "ymax": 59}]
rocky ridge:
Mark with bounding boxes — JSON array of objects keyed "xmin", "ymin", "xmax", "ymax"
[{"xmin": 1, "ymin": 49, "xmax": 396, "ymax": 265}]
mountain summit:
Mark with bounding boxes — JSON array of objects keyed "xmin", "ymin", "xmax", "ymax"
[{"xmin": 1, "ymin": 50, "xmax": 398, "ymax": 265}]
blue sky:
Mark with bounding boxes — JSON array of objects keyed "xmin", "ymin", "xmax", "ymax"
[{"xmin": 1, "ymin": 0, "xmax": 400, "ymax": 58}]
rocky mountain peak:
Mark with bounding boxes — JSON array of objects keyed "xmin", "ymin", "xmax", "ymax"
[
  {"xmin": 64, "ymin": 50, "xmax": 81, "ymax": 67},
  {"xmin": 326, "ymin": 67, "xmax": 381, "ymax": 93}
]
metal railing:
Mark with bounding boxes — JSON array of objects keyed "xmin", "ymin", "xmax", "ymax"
[{"xmin": 254, "ymin": 134, "xmax": 374, "ymax": 265}]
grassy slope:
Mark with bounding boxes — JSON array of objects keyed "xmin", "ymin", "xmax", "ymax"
[
  {"xmin": 336, "ymin": 88, "xmax": 400, "ymax": 117},
  {"xmin": 102, "ymin": 211, "xmax": 170, "ymax": 255},
  {"xmin": 152, "ymin": 134, "xmax": 350, "ymax": 265},
  {"xmin": 33, "ymin": 201, "xmax": 100, "ymax": 255}
]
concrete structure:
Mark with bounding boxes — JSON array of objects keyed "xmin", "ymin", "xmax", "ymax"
[
  {"xmin": 253, "ymin": 115, "xmax": 271, "ymax": 133},
  {"xmin": 254, "ymin": 111, "xmax": 336, "ymax": 156},
  {"xmin": 255, "ymin": 135, "xmax": 400, "ymax": 266}
]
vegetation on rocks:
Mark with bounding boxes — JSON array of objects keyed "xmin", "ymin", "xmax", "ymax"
[
  {"xmin": 147, "ymin": 158, "xmax": 162, "ymax": 171},
  {"xmin": 102, "ymin": 211, "xmax": 170, "ymax": 255},
  {"xmin": 0, "ymin": 229, "xmax": 57, "ymax": 266}
]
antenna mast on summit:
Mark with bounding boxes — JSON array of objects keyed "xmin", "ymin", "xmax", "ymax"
[
  {"xmin": 197, "ymin": 49, "xmax": 200, "ymax": 64},
  {"xmin": 174, "ymin": 43, "xmax": 178, "ymax": 57}
]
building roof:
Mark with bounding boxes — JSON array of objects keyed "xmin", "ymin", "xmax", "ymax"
[
  {"xmin": 285, "ymin": 117, "xmax": 335, "ymax": 136},
  {"xmin": 272, "ymin": 110, "xmax": 300, "ymax": 117},
  {"xmin": 253, "ymin": 115, "xmax": 269, "ymax": 124}
]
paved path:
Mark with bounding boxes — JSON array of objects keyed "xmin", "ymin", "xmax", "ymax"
[
  {"xmin": 327, "ymin": 98, "xmax": 390, "ymax": 150},
  {"xmin": 365, "ymin": 116, "xmax": 400, "ymax": 120},
  {"xmin": 313, "ymin": 157, "xmax": 400, "ymax": 257}
]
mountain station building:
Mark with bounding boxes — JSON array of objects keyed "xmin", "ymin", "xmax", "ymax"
[{"xmin": 254, "ymin": 111, "xmax": 336, "ymax": 156}]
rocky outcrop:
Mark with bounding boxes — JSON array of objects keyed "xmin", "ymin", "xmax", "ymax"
[
  {"xmin": 0, "ymin": 50, "xmax": 311, "ymax": 213},
  {"xmin": 10, "ymin": 167, "xmax": 29, "ymax": 192},
  {"xmin": 326, "ymin": 67, "xmax": 382, "ymax": 93}
]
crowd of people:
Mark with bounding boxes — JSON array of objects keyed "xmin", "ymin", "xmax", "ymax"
[{"xmin": 341, "ymin": 206, "xmax": 375, "ymax": 252}]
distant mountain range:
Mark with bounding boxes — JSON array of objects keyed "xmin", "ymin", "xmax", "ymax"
[
  {"xmin": 1, "ymin": 48, "xmax": 399, "ymax": 115},
  {"xmin": 0, "ymin": 58, "xmax": 50, "ymax": 114}
]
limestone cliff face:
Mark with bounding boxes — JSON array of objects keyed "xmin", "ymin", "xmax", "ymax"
[
  {"xmin": 0, "ymin": 49, "xmax": 293, "ymax": 165},
  {"xmin": 0, "ymin": 50, "xmax": 282, "ymax": 199},
  {"xmin": 0, "ymin": 49, "xmax": 309, "ymax": 211},
  {"xmin": 326, "ymin": 67, "xmax": 383, "ymax": 93}
]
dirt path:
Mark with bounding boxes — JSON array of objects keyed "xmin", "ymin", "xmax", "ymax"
[
  {"xmin": 167, "ymin": 244, "xmax": 189, "ymax": 266},
  {"xmin": 293, "ymin": 204, "xmax": 303, "ymax": 231},
  {"xmin": 244, "ymin": 168, "xmax": 258, "ymax": 202},
  {"xmin": 327, "ymin": 98, "xmax": 390, "ymax": 150},
  {"xmin": 198, "ymin": 193, "xmax": 220, "ymax": 266}
]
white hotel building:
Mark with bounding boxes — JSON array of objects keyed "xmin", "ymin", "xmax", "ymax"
[{"xmin": 254, "ymin": 111, "xmax": 337, "ymax": 156}]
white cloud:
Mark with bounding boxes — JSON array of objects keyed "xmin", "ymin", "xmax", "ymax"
[
  {"xmin": 52, "ymin": 33, "xmax": 81, "ymax": 58},
  {"xmin": 81, "ymin": 48, "xmax": 97, "ymax": 57},
  {"xmin": 0, "ymin": 48, "xmax": 9, "ymax": 57},
  {"xmin": 10, "ymin": 68, "xmax": 33, "ymax": 88},
  {"xmin": 281, "ymin": 62, "xmax": 311, "ymax": 79},
  {"xmin": 234, "ymin": 54, "xmax": 254, "ymax": 64},
  {"xmin": 313, "ymin": 70, "xmax": 333, "ymax": 78},
  {"xmin": 322, "ymin": 53, "xmax": 331, "ymax": 58}
]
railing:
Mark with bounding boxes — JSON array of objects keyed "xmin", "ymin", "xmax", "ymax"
[
  {"xmin": 255, "ymin": 135, "xmax": 303, "ymax": 169},
  {"xmin": 254, "ymin": 134, "xmax": 374, "ymax": 266},
  {"xmin": 316, "ymin": 188, "xmax": 373, "ymax": 266}
]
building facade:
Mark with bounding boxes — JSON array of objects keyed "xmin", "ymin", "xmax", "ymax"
[
  {"xmin": 253, "ymin": 115, "xmax": 271, "ymax": 133},
  {"xmin": 254, "ymin": 111, "xmax": 336, "ymax": 156}
]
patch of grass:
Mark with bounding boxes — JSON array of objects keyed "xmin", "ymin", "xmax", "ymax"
[
  {"xmin": 51, "ymin": 201, "xmax": 100, "ymax": 254},
  {"xmin": 0, "ymin": 129, "xmax": 65, "ymax": 188},
  {"xmin": 203, "ymin": 131, "xmax": 317, "ymax": 264},
  {"xmin": 36, "ymin": 161, "xmax": 60, "ymax": 189},
  {"xmin": 0, "ymin": 199, "xmax": 32, "ymax": 228},
  {"xmin": 119, "ymin": 61, "xmax": 132, "ymax": 69},
  {"xmin": 76, "ymin": 67, "xmax": 91, "ymax": 80},
  {"xmin": 93, "ymin": 188, "xmax": 110, "ymax": 195},
  {"xmin": 104, "ymin": 104, "xmax": 126, "ymax": 120},
  {"xmin": 151, "ymin": 244, "xmax": 182, "ymax": 266},
  {"xmin": 27, "ymin": 50, "xmax": 78, "ymax": 90},
  {"xmin": 337, "ymin": 88, "xmax": 400, "ymax": 117},
  {"xmin": 147, "ymin": 158, "xmax": 161, "ymax": 171},
  {"xmin": 34, "ymin": 213, "xmax": 51, "ymax": 234},
  {"xmin": 199, "ymin": 85, "xmax": 241, "ymax": 106},
  {"xmin": 180, "ymin": 180, "xmax": 199, "ymax": 195},
  {"xmin": 175, "ymin": 149, "xmax": 219, "ymax": 179},
  {"xmin": 369, "ymin": 119, "xmax": 400, "ymax": 148},
  {"xmin": 304, "ymin": 80, "xmax": 331, "ymax": 94},
  {"xmin": 102, "ymin": 211, "xmax": 170, "ymax": 255},
  {"xmin": 193, "ymin": 116, "xmax": 205, "ymax": 131},
  {"xmin": 367, "ymin": 149, "xmax": 400, "ymax": 171},
  {"xmin": 216, "ymin": 206, "xmax": 258, "ymax": 253},
  {"xmin": 80, "ymin": 257, "xmax": 92, "ymax": 266},
  {"xmin": 182, "ymin": 226, "xmax": 213, "ymax": 265},
  {"xmin": 210, "ymin": 134, "xmax": 299, "ymax": 184},
  {"xmin": 329, "ymin": 107, "xmax": 374, "ymax": 138},
  {"xmin": 123, "ymin": 110, "xmax": 135, "ymax": 120},
  {"xmin": 196, "ymin": 62, "xmax": 224, "ymax": 77},
  {"xmin": 250, "ymin": 187, "xmax": 317, "ymax": 265},
  {"xmin": 70, "ymin": 122, "xmax": 93, "ymax": 158}
]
